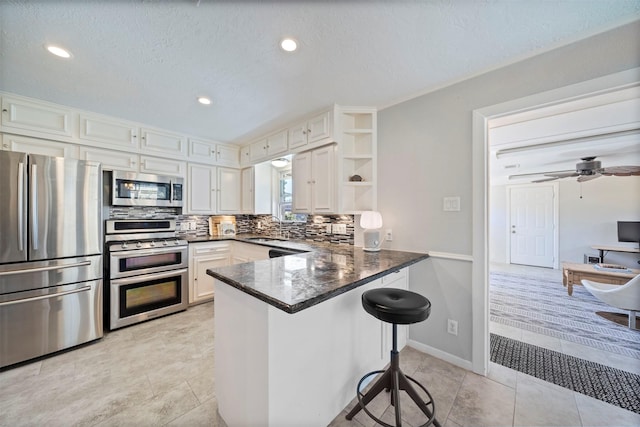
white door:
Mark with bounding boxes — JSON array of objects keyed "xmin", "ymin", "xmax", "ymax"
[
  {"xmin": 188, "ymin": 164, "xmax": 216, "ymax": 213},
  {"xmin": 311, "ymin": 145, "xmax": 336, "ymax": 213},
  {"xmin": 509, "ymin": 185, "xmax": 556, "ymax": 268},
  {"xmin": 292, "ymin": 151, "xmax": 312, "ymax": 213}
]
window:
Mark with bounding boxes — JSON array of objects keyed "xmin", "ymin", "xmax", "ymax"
[{"xmin": 279, "ymin": 170, "xmax": 306, "ymax": 222}]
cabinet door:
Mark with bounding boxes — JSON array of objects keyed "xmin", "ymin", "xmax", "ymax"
[
  {"xmin": 266, "ymin": 130, "xmax": 288, "ymax": 156},
  {"xmin": 292, "ymin": 151, "xmax": 312, "ymax": 213},
  {"xmin": 249, "ymin": 139, "xmax": 267, "ymax": 162},
  {"xmin": 188, "ymin": 138, "xmax": 217, "ymax": 164},
  {"xmin": 241, "ymin": 167, "xmax": 254, "ymax": 214},
  {"xmin": 311, "ymin": 145, "xmax": 336, "ymax": 213},
  {"xmin": 193, "ymin": 254, "xmax": 229, "ymax": 303},
  {"xmin": 218, "ymin": 167, "xmax": 241, "ymax": 213},
  {"xmin": 188, "ymin": 164, "xmax": 217, "ymax": 213},
  {"xmin": 1, "ymin": 96, "xmax": 74, "ymax": 139},
  {"xmin": 141, "ymin": 128, "xmax": 187, "ymax": 158},
  {"xmin": 240, "ymin": 145, "xmax": 251, "ymax": 166},
  {"xmin": 216, "ymin": 144, "xmax": 240, "ymax": 167},
  {"xmin": 79, "ymin": 114, "xmax": 138, "ymax": 151},
  {"xmin": 79, "ymin": 146, "xmax": 138, "ymax": 171},
  {"xmin": 2, "ymin": 134, "xmax": 78, "ymax": 158},
  {"xmin": 140, "ymin": 155, "xmax": 186, "ymax": 176},
  {"xmin": 288, "ymin": 121, "xmax": 308, "ymax": 149},
  {"xmin": 307, "ymin": 112, "xmax": 331, "ymax": 144}
]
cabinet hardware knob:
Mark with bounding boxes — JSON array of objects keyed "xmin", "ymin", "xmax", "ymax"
[
  {"xmin": 2, "ymin": 109, "xmax": 8, "ymax": 113},
  {"xmin": 132, "ymin": 135, "xmax": 137, "ymax": 138},
  {"xmin": 307, "ymin": 129, "xmax": 311, "ymax": 133}
]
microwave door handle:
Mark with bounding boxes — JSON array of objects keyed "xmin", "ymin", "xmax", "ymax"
[
  {"xmin": 170, "ymin": 180, "xmax": 174, "ymax": 202},
  {"xmin": 17, "ymin": 161, "xmax": 25, "ymax": 252},
  {"xmin": 31, "ymin": 164, "xmax": 38, "ymax": 250}
]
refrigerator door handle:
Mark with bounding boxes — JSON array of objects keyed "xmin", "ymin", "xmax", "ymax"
[
  {"xmin": 31, "ymin": 163, "xmax": 38, "ymax": 250},
  {"xmin": 0, "ymin": 285, "xmax": 92, "ymax": 307},
  {"xmin": 17, "ymin": 161, "xmax": 25, "ymax": 252},
  {"xmin": 0, "ymin": 260, "xmax": 92, "ymax": 277}
]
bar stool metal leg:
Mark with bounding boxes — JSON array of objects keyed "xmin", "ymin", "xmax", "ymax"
[{"xmin": 346, "ymin": 324, "xmax": 440, "ymax": 427}]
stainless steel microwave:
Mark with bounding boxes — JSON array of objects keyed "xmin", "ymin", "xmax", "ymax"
[{"xmin": 112, "ymin": 171, "xmax": 183, "ymax": 207}]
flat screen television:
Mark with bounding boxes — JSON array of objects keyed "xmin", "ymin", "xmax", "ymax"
[{"xmin": 617, "ymin": 221, "xmax": 640, "ymax": 247}]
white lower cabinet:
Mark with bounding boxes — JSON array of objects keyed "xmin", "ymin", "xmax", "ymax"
[
  {"xmin": 189, "ymin": 242, "xmax": 231, "ymax": 304},
  {"xmin": 231, "ymin": 242, "xmax": 270, "ymax": 264},
  {"xmin": 381, "ymin": 268, "xmax": 409, "ymax": 351},
  {"xmin": 2, "ymin": 133, "xmax": 78, "ymax": 158}
]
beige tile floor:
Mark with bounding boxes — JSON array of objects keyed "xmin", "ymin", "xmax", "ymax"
[{"xmin": 1, "ymin": 270, "xmax": 639, "ymax": 427}]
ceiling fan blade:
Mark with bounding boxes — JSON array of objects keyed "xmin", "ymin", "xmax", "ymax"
[
  {"xmin": 532, "ymin": 177, "xmax": 560, "ymax": 183},
  {"xmin": 600, "ymin": 165, "xmax": 640, "ymax": 176},
  {"xmin": 577, "ymin": 173, "xmax": 601, "ymax": 183},
  {"xmin": 545, "ymin": 171, "xmax": 579, "ymax": 178}
]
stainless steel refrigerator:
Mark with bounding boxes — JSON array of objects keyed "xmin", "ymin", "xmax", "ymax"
[{"xmin": 0, "ymin": 152, "xmax": 103, "ymax": 369}]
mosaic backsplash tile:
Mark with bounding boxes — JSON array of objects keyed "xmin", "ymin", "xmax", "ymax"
[{"xmin": 106, "ymin": 207, "xmax": 354, "ymax": 245}]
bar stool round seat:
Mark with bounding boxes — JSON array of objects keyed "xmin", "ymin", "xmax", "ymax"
[
  {"xmin": 362, "ymin": 288, "xmax": 432, "ymax": 325},
  {"xmin": 346, "ymin": 287, "xmax": 440, "ymax": 427}
]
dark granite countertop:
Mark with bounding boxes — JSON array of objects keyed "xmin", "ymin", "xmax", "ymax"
[{"xmin": 203, "ymin": 234, "xmax": 429, "ymax": 314}]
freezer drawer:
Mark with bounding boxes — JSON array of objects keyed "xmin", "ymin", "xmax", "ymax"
[
  {"xmin": 0, "ymin": 255, "xmax": 102, "ymax": 294},
  {"xmin": 0, "ymin": 279, "xmax": 103, "ymax": 369}
]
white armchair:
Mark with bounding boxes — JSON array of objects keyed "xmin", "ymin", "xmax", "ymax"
[{"xmin": 582, "ymin": 274, "xmax": 640, "ymax": 330}]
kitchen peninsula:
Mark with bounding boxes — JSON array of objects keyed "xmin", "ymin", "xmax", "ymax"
[{"xmin": 206, "ymin": 239, "xmax": 429, "ymax": 427}]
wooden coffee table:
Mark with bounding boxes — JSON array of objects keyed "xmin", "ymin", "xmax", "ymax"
[{"xmin": 562, "ymin": 262, "xmax": 639, "ymax": 296}]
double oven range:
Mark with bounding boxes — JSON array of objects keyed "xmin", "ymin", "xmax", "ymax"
[{"xmin": 104, "ymin": 219, "xmax": 188, "ymax": 330}]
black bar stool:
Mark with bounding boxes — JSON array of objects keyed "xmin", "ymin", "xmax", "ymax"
[{"xmin": 346, "ymin": 288, "xmax": 440, "ymax": 427}]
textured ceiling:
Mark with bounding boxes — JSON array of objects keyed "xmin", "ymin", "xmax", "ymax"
[{"xmin": 1, "ymin": 1, "xmax": 639, "ymax": 145}]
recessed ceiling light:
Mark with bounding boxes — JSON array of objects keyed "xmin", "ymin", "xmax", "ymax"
[
  {"xmin": 45, "ymin": 45, "xmax": 72, "ymax": 58},
  {"xmin": 280, "ymin": 38, "xmax": 298, "ymax": 52},
  {"xmin": 197, "ymin": 96, "xmax": 212, "ymax": 105}
]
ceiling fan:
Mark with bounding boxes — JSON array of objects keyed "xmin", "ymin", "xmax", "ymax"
[{"xmin": 533, "ymin": 156, "xmax": 640, "ymax": 183}]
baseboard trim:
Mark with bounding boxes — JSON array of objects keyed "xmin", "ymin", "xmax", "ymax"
[{"xmin": 407, "ymin": 339, "xmax": 474, "ymax": 372}]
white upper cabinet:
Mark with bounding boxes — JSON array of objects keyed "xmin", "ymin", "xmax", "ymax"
[
  {"xmin": 216, "ymin": 144, "xmax": 240, "ymax": 167},
  {"xmin": 141, "ymin": 127, "xmax": 187, "ymax": 158},
  {"xmin": 187, "ymin": 164, "xmax": 241, "ymax": 214},
  {"xmin": 1, "ymin": 95, "xmax": 75, "ymax": 140},
  {"xmin": 189, "ymin": 138, "xmax": 240, "ymax": 167},
  {"xmin": 139, "ymin": 155, "xmax": 186, "ymax": 177},
  {"xmin": 250, "ymin": 129, "xmax": 288, "ymax": 162},
  {"xmin": 188, "ymin": 164, "xmax": 217, "ymax": 214},
  {"xmin": 217, "ymin": 167, "xmax": 241, "ymax": 213},
  {"xmin": 292, "ymin": 144, "xmax": 336, "ymax": 214},
  {"xmin": 79, "ymin": 113, "xmax": 139, "ymax": 151},
  {"xmin": 1, "ymin": 134, "xmax": 78, "ymax": 158},
  {"xmin": 240, "ymin": 145, "xmax": 251, "ymax": 166},
  {"xmin": 79, "ymin": 146, "xmax": 138, "ymax": 171},
  {"xmin": 289, "ymin": 111, "xmax": 332, "ymax": 149},
  {"xmin": 241, "ymin": 163, "xmax": 272, "ymax": 215}
]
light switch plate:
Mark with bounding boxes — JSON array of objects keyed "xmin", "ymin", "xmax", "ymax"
[{"xmin": 443, "ymin": 196, "xmax": 461, "ymax": 212}]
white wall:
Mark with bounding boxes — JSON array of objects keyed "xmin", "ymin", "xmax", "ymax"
[
  {"xmin": 379, "ymin": 20, "xmax": 640, "ymax": 365},
  {"xmin": 490, "ymin": 177, "xmax": 640, "ymax": 269}
]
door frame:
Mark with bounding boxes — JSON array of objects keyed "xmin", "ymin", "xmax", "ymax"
[
  {"xmin": 470, "ymin": 67, "xmax": 639, "ymax": 375},
  {"xmin": 506, "ymin": 182, "xmax": 559, "ymax": 269}
]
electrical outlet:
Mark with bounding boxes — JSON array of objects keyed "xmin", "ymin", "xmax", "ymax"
[
  {"xmin": 332, "ymin": 224, "xmax": 347, "ymax": 234},
  {"xmin": 257, "ymin": 221, "xmax": 262, "ymax": 229},
  {"xmin": 447, "ymin": 319, "xmax": 458, "ymax": 336},
  {"xmin": 385, "ymin": 229, "xmax": 393, "ymax": 241},
  {"xmin": 180, "ymin": 222, "xmax": 190, "ymax": 231},
  {"xmin": 190, "ymin": 221, "xmax": 197, "ymax": 230},
  {"xmin": 325, "ymin": 224, "xmax": 332, "ymax": 233},
  {"xmin": 443, "ymin": 196, "xmax": 461, "ymax": 212}
]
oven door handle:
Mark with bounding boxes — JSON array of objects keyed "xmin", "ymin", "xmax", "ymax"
[
  {"xmin": 0, "ymin": 285, "xmax": 91, "ymax": 307},
  {"xmin": 110, "ymin": 268, "xmax": 188, "ymax": 286},
  {"xmin": 109, "ymin": 246, "xmax": 187, "ymax": 258}
]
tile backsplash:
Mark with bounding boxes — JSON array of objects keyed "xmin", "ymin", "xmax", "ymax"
[{"xmin": 106, "ymin": 207, "xmax": 354, "ymax": 245}]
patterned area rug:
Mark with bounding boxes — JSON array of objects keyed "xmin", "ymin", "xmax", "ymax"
[
  {"xmin": 490, "ymin": 333, "xmax": 640, "ymax": 414},
  {"xmin": 490, "ymin": 271, "xmax": 640, "ymax": 360}
]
